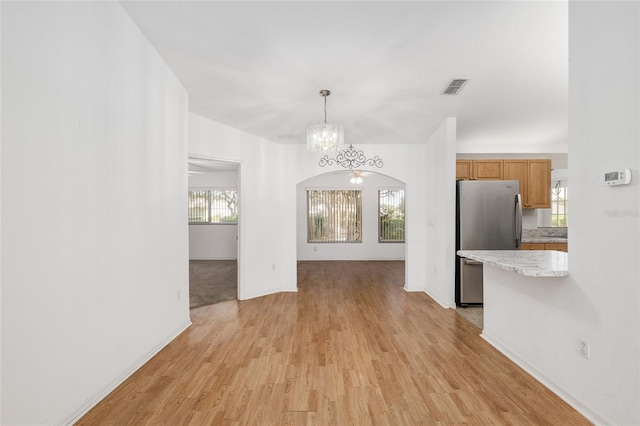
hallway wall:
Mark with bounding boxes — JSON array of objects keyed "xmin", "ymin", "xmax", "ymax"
[{"xmin": 1, "ymin": 2, "xmax": 190, "ymax": 424}]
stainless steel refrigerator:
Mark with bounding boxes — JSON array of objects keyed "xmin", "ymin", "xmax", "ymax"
[{"xmin": 455, "ymin": 180, "xmax": 522, "ymax": 306}]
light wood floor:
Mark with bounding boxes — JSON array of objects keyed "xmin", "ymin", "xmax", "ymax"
[{"xmin": 78, "ymin": 261, "xmax": 589, "ymax": 425}]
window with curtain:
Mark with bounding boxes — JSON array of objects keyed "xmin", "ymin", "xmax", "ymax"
[
  {"xmin": 188, "ymin": 189, "xmax": 238, "ymax": 224},
  {"xmin": 307, "ymin": 190, "xmax": 362, "ymax": 243},
  {"xmin": 379, "ymin": 189, "xmax": 405, "ymax": 243}
]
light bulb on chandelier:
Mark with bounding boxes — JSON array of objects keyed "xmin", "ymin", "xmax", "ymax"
[{"xmin": 307, "ymin": 90, "xmax": 344, "ymax": 153}]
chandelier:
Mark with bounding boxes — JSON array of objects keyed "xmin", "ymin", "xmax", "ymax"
[{"xmin": 307, "ymin": 90, "xmax": 344, "ymax": 153}]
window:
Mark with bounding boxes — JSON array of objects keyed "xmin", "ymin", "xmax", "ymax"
[
  {"xmin": 188, "ymin": 189, "xmax": 237, "ymax": 224},
  {"xmin": 307, "ymin": 190, "xmax": 362, "ymax": 243},
  {"xmin": 551, "ymin": 183, "xmax": 568, "ymax": 227},
  {"xmin": 379, "ymin": 189, "xmax": 405, "ymax": 243}
]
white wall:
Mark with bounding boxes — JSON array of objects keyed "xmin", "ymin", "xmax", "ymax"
[
  {"xmin": 481, "ymin": 3, "xmax": 639, "ymax": 424},
  {"xmin": 521, "ymin": 209, "xmax": 539, "ymax": 229},
  {"xmin": 189, "ymin": 226, "xmax": 237, "ymax": 260},
  {"xmin": 188, "ymin": 170, "xmax": 238, "ymax": 260},
  {"xmin": 297, "ymin": 172, "xmax": 405, "ymax": 260},
  {"xmin": 189, "ymin": 114, "xmax": 297, "ymax": 299},
  {"xmin": 1, "ymin": 2, "xmax": 190, "ymax": 425},
  {"xmin": 567, "ymin": 2, "xmax": 639, "ymax": 422},
  {"xmin": 425, "ymin": 118, "xmax": 457, "ymax": 308}
]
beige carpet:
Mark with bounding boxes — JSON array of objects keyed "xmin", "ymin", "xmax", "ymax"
[
  {"xmin": 455, "ymin": 306, "xmax": 484, "ymax": 330},
  {"xmin": 189, "ymin": 260, "xmax": 237, "ymax": 309}
]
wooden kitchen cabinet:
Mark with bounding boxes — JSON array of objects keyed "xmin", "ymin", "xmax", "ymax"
[
  {"xmin": 543, "ymin": 243, "xmax": 568, "ymax": 252},
  {"xmin": 456, "ymin": 160, "xmax": 503, "ymax": 180},
  {"xmin": 456, "ymin": 160, "xmax": 473, "ymax": 180},
  {"xmin": 457, "ymin": 158, "xmax": 551, "ymax": 208},
  {"xmin": 521, "ymin": 243, "xmax": 545, "ymax": 250},
  {"xmin": 521, "ymin": 242, "xmax": 568, "ymax": 252},
  {"xmin": 474, "ymin": 160, "xmax": 504, "ymax": 180},
  {"xmin": 526, "ymin": 160, "xmax": 552, "ymax": 208},
  {"xmin": 504, "ymin": 159, "xmax": 551, "ymax": 209}
]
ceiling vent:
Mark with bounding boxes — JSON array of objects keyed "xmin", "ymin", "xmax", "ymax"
[{"xmin": 442, "ymin": 79, "xmax": 469, "ymax": 95}]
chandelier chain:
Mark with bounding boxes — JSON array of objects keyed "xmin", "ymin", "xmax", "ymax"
[{"xmin": 324, "ymin": 95, "xmax": 327, "ymax": 124}]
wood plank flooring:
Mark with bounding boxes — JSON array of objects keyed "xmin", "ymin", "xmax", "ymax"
[{"xmin": 77, "ymin": 261, "xmax": 589, "ymax": 425}]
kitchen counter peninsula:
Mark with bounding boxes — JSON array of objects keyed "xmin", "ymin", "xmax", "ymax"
[
  {"xmin": 456, "ymin": 248, "xmax": 571, "ymax": 418},
  {"xmin": 457, "ymin": 250, "xmax": 568, "ymax": 277}
]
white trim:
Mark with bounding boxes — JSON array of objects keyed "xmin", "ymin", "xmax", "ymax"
[
  {"xmin": 189, "ymin": 257, "xmax": 237, "ymax": 261},
  {"xmin": 403, "ymin": 283, "xmax": 426, "ymax": 292},
  {"xmin": 239, "ymin": 287, "xmax": 297, "ymax": 301},
  {"xmin": 57, "ymin": 320, "xmax": 192, "ymax": 426},
  {"xmin": 481, "ymin": 331, "xmax": 611, "ymax": 426},
  {"xmin": 424, "ymin": 290, "xmax": 455, "ymax": 309},
  {"xmin": 304, "ymin": 256, "xmax": 404, "ymax": 261}
]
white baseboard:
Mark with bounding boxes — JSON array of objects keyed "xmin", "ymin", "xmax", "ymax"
[
  {"xmin": 424, "ymin": 289, "xmax": 454, "ymax": 309},
  {"xmin": 188, "ymin": 257, "xmax": 237, "ymax": 261},
  {"xmin": 239, "ymin": 286, "xmax": 297, "ymax": 300},
  {"xmin": 297, "ymin": 257, "xmax": 405, "ymax": 261},
  {"xmin": 403, "ymin": 286, "xmax": 454, "ymax": 309},
  {"xmin": 481, "ymin": 331, "xmax": 611, "ymax": 426},
  {"xmin": 403, "ymin": 283, "xmax": 425, "ymax": 292},
  {"xmin": 58, "ymin": 320, "xmax": 192, "ymax": 426}
]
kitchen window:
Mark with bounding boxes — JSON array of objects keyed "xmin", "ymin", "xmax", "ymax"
[
  {"xmin": 307, "ymin": 190, "xmax": 362, "ymax": 243},
  {"xmin": 551, "ymin": 183, "xmax": 568, "ymax": 227},
  {"xmin": 188, "ymin": 189, "xmax": 238, "ymax": 224}
]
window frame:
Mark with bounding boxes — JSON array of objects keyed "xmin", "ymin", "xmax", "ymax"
[
  {"xmin": 306, "ymin": 188, "xmax": 363, "ymax": 243},
  {"xmin": 188, "ymin": 188, "xmax": 238, "ymax": 225},
  {"xmin": 551, "ymin": 183, "xmax": 568, "ymax": 227},
  {"xmin": 378, "ymin": 187, "xmax": 406, "ymax": 243}
]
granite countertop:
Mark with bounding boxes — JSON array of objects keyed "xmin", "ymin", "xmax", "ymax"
[
  {"xmin": 521, "ymin": 237, "xmax": 568, "ymax": 244},
  {"xmin": 521, "ymin": 228, "xmax": 567, "ymax": 244},
  {"xmin": 457, "ymin": 250, "xmax": 568, "ymax": 277}
]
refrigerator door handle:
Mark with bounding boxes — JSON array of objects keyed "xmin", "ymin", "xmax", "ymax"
[{"xmin": 514, "ymin": 193, "xmax": 523, "ymax": 248}]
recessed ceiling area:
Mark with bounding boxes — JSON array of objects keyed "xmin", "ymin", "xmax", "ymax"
[{"xmin": 121, "ymin": 1, "xmax": 568, "ymax": 150}]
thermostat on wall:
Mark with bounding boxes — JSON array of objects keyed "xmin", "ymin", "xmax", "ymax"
[{"xmin": 604, "ymin": 169, "xmax": 631, "ymax": 186}]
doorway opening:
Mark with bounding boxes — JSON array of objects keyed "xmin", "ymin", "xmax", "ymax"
[
  {"xmin": 295, "ymin": 170, "xmax": 407, "ymax": 288},
  {"xmin": 188, "ymin": 157, "xmax": 240, "ymax": 308}
]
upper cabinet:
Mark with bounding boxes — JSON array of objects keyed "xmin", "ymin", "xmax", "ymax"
[
  {"xmin": 458, "ymin": 158, "xmax": 551, "ymax": 209},
  {"xmin": 456, "ymin": 160, "xmax": 503, "ymax": 180},
  {"xmin": 456, "ymin": 160, "xmax": 473, "ymax": 180},
  {"xmin": 525, "ymin": 160, "xmax": 551, "ymax": 208},
  {"xmin": 505, "ymin": 159, "xmax": 551, "ymax": 209}
]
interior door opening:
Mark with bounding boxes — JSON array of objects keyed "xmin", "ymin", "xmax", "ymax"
[{"xmin": 188, "ymin": 157, "xmax": 240, "ymax": 308}]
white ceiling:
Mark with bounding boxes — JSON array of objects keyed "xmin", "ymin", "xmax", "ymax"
[{"xmin": 121, "ymin": 1, "xmax": 568, "ymax": 149}]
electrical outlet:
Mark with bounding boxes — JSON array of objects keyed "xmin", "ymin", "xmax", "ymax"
[
  {"xmin": 578, "ymin": 338, "xmax": 590, "ymax": 359},
  {"xmin": 176, "ymin": 290, "xmax": 181, "ymax": 301},
  {"xmin": 272, "ymin": 263, "xmax": 276, "ymax": 271}
]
